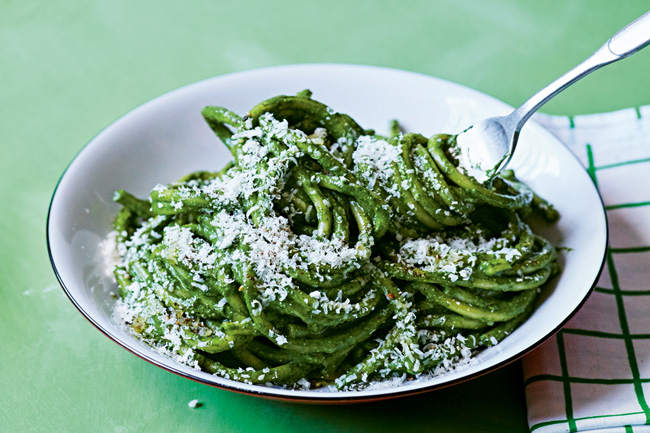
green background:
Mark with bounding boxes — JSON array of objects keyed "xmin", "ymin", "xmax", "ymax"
[{"xmin": 2, "ymin": 1, "xmax": 649, "ymax": 432}]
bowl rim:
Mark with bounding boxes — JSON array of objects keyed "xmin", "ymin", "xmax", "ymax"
[{"xmin": 46, "ymin": 63, "xmax": 609, "ymax": 403}]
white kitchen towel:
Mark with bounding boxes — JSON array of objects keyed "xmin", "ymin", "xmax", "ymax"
[{"xmin": 523, "ymin": 107, "xmax": 650, "ymax": 433}]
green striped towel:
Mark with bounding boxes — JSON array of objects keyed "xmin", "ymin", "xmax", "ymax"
[{"xmin": 523, "ymin": 107, "xmax": 650, "ymax": 433}]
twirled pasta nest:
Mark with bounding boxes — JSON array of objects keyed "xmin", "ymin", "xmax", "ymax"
[{"xmin": 111, "ymin": 91, "xmax": 559, "ymax": 390}]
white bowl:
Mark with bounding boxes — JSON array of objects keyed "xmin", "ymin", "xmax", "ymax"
[{"xmin": 47, "ymin": 64, "xmax": 607, "ymax": 403}]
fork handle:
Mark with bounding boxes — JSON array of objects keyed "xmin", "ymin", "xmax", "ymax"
[
  {"xmin": 609, "ymin": 11, "xmax": 650, "ymax": 58},
  {"xmin": 510, "ymin": 10, "xmax": 650, "ymax": 132}
]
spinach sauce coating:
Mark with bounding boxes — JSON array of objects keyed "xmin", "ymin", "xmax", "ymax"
[{"xmin": 111, "ymin": 91, "xmax": 559, "ymax": 390}]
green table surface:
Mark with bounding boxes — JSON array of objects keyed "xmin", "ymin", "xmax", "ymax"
[{"xmin": 2, "ymin": 1, "xmax": 649, "ymax": 432}]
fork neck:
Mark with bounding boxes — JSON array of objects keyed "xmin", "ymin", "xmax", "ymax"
[{"xmin": 509, "ymin": 44, "xmax": 619, "ymax": 133}]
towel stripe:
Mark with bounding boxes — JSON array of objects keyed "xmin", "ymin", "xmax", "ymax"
[
  {"xmin": 607, "ymin": 250, "xmax": 650, "ymax": 422},
  {"xmin": 526, "ymin": 374, "xmax": 650, "ymax": 387},
  {"xmin": 586, "ymin": 144, "xmax": 597, "ymax": 185},
  {"xmin": 606, "ymin": 201, "xmax": 650, "ymax": 211},
  {"xmin": 597, "ymin": 157, "xmax": 650, "ymax": 171},
  {"xmin": 608, "ymin": 246, "xmax": 650, "ymax": 254},
  {"xmin": 530, "ymin": 411, "xmax": 647, "ymax": 432},
  {"xmin": 556, "ymin": 331, "xmax": 578, "ymax": 432},
  {"xmin": 596, "ymin": 287, "xmax": 650, "ymax": 296}
]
